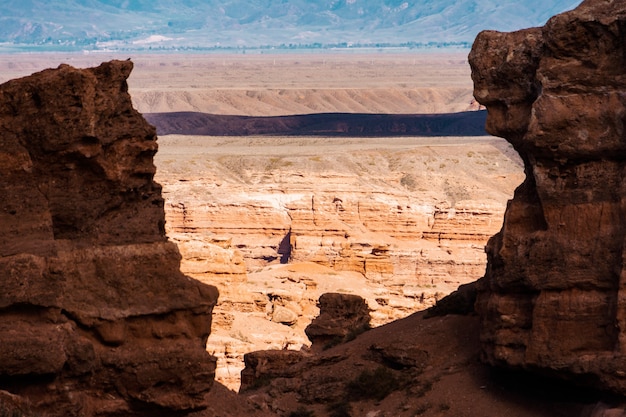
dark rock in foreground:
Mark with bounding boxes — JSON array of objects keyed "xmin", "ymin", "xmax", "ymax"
[
  {"xmin": 470, "ymin": 0, "xmax": 626, "ymax": 394},
  {"xmin": 305, "ymin": 293, "xmax": 371, "ymax": 350},
  {"xmin": 0, "ymin": 60, "xmax": 218, "ymax": 416}
]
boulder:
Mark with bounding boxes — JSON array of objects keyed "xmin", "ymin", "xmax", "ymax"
[
  {"xmin": 271, "ymin": 305, "xmax": 299, "ymax": 326},
  {"xmin": 305, "ymin": 292, "xmax": 371, "ymax": 349}
]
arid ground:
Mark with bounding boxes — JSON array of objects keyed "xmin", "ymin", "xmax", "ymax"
[{"xmin": 0, "ymin": 52, "xmax": 476, "ymax": 115}]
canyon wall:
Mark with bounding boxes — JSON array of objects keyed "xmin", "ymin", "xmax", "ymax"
[
  {"xmin": 0, "ymin": 61, "xmax": 218, "ymax": 416},
  {"xmin": 155, "ymin": 134, "xmax": 523, "ymax": 389},
  {"xmin": 157, "ymin": 137, "xmax": 523, "ymax": 321},
  {"xmin": 470, "ymin": 0, "xmax": 626, "ymax": 393}
]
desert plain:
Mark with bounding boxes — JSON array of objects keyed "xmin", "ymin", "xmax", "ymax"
[{"xmin": 0, "ymin": 52, "xmax": 524, "ymax": 393}]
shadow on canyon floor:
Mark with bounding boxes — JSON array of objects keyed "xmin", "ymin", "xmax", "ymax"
[{"xmin": 145, "ymin": 110, "xmax": 487, "ymax": 137}]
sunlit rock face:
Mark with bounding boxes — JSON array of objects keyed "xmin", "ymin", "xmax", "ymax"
[
  {"xmin": 162, "ymin": 156, "xmax": 518, "ymax": 322},
  {"xmin": 0, "ymin": 60, "xmax": 218, "ymax": 416},
  {"xmin": 161, "ymin": 144, "xmax": 520, "ymax": 389},
  {"xmin": 470, "ymin": 0, "xmax": 626, "ymax": 393}
]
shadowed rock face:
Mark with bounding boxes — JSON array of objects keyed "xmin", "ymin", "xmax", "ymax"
[
  {"xmin": 0, "ymin": 60, "xmax": 219, "ymax": 416},
  {"xmin": 305, "ymin": 293, "xmax": 371, "ymax": 350},
  {"xmin": 470, "ymin": 0, "xmax": 626, "ymax": 393}
]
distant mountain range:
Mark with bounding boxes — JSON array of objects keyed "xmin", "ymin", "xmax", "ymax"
[{"xmin": 0, "ymin": 0, "xmax": 581, "ymax": 52}]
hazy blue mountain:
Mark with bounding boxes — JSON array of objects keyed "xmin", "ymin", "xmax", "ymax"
[{"xmin": 0, "ymin": 0, "xmax": 581, "ymax": 51}]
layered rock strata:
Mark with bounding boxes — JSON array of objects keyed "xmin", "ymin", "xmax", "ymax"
[
  {"xmin": 0, "ymin": 61, "xmax": 218, "ymax": 415},
  {"xmin": 470, "ymin": 0, "xmax": 626, "ymax": 393},
  {"xmin": 158, "ymin": 137, "xmax": 522, "ymax": 316},
  {"xmin": 156, "ymin": 135, "xmax": 523, "ymax": 389}
]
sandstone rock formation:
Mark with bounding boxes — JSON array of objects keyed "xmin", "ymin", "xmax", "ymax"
[
  {"xmin": 155, "ymin": 135, "xmax": 523, "ymax": 389},
  {"xmin": 240, "ymin": 349, "xmax": 310, "ymax": 393},
  {"xmin": 158, "ymin": 136, "xmax": 522, "ymax": 318},
  {"xmin": 0, "ymin": 61, "xmax": 218, "ymax": 416},
  {"xmin": 305, "ymin": 293, "xmax": 371, "ymax": 349},
  {"xmin": 238, "ymin": 292, "xmax": 371, "ymax": 394},
  {"xmin": 470, "ymin": 0, "xmax": 626, "ymax": 394},
  {"xmin": 155, "ymin": 133, "xmax": 523, "ymax": 389}
]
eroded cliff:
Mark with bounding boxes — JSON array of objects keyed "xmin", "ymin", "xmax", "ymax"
[
  {"xmin": 155, "ymin": 135, "xmax": 523, "ymax": 389},
  {"xmin": 470, "ymin": 0, "xmax": 626, "ymax": 393},
  {"xmin": 0, "ymin": 61, "xmax": 219, "ymax": 416}
]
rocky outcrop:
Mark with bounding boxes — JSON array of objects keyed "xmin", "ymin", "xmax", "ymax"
[
  {"xmin": 240, "ymin": 350, "xmax": 310, "ymax": 392},
  {"xmin": 0, "ymin": 61, "xmax": 218, "ymax": 415},
  {"xmin": 238, "ymin": 310, "xmax": 480, "ymax": 416},
  {"xmin": 305, "ymin": 293, "xmax": 371, "ymax": 349},
  {"xmin": 239, "ymin": 291, "xmax": 370, "ymax": 392},
  {"xmin": 470, "ymin": 0, "xmax": 626, "ymax": 393}
]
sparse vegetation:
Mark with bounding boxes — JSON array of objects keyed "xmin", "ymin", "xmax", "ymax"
[
  {"xmin": 289, "ymin": 406, "xmax": 316, "ymax": 417},
  {"xmin": 267, "ymin": 157, "xmax": 293, "ymax": 171},
  {"xmin": 327, "ymin": 400, "xmax": 352, "ymax": 417},
  {"xmin": 444, "ymin": 179, "xmax": 470, "ymax": 205},
  {"xmin": 346, "ymin": 366, "xmax": 402, "ymax": 401},
  {"xmin": 230, "ymin": 330, "xmax": 252, "ymax": 343},
  {"xmin": 400, "ymin": 173, "xmax": 417, "ymax": 190}
]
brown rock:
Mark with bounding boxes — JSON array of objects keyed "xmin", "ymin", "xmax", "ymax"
[
  {"xmin": 0, "ymin": 61, "xmax": 218, "ymax": 415},
  {"xmin": 240, "ymin": 349, "xmax": 309, "ymax": 392},
  {"xmin": 470, "ymin": 0, "xmax": 626, "ymax": 394},
  {"xmin": 0, "ymin": 391, "xmax": 36, "ymax": 417},
  {"xmin": 305, "ymin": 292, "xmax": 371, "ymax": 349}
]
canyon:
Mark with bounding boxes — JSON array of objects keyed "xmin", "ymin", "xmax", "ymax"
[
  {"xmin": 123, "ymin": 53, "xmax": 521, "ymax": 390},
  {"xmin": 0, "ymin": 49, "xmax": 526, "ymax": 397},
  {"xmin": 5, "ymin": 0, "xmax": 626, "ymax": 413},
  {"xmin": 0, "ymin": 51, "xmax": 528, "ymax": 414},
  {"xmin": 154, "ymin": 132, "xmax": 522, "ymax": 389}
]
